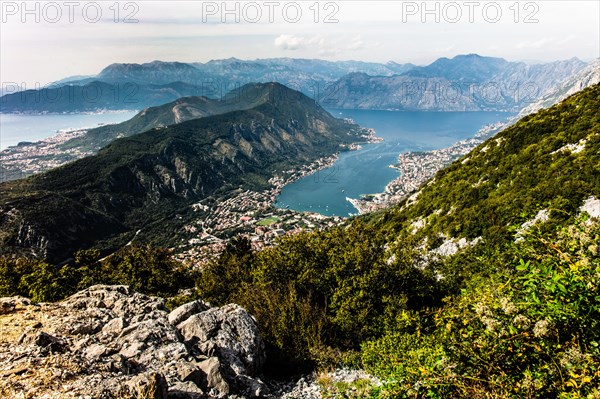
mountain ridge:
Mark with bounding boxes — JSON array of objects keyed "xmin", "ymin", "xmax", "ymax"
[
  {"xmin": 323, "ymin": 55, "xmax": 589, "ymax": 111},
  {"xmin": 0, "ymin": 83, "xmax": 369, "ymax": 262},
  {"xmin": 2, "ymin": 55, "xmax": 590, "ymax": 113}
]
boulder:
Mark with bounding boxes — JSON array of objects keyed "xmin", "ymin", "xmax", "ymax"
[
  {"xmin": 168, "ymin": 299, "xmax": 211, "ymax": 326},
  {"xmin": 102, "ymin": 316, "xmax": 126, "ymax": 335},
  {"xmin": 168, "ymin": 381, "xmax": 205, "ymax": 399},
  {"xmin": 22, "ymin": 331, "xmax": 67, "ymax": 353},
  {"xmin": 0, "ymin": 296, "xmax": 30, "ymax": 314},
  {"xmin": 175, "ymin": 361, "xmax": 204, "ymax": 387},
  {"xmin": 198, "ymin": 356, "xmax": 230, "ymax": 395},
  {"xmin": 177, "ymin": 304, "xmax": 266, "ymax": 376}
]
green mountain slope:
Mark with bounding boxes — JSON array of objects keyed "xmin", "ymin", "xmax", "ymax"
[
  {"xmin": 63, "ymin": 84, "xmax": 291, "ymax": 151},
  {"xmin": 374, "ymin": 82, "xmax": 599, "ymax": 243},
  {"xmin": 0, "ymin": 83, "xmax": 368, "ymax": 262},
  {"xmin": 61, "ymin": 96, "xmax": 219, "ymax": 150},
  {"xmin": 193, "ymin": 84, "xmax": 600, "ymax": 392}
]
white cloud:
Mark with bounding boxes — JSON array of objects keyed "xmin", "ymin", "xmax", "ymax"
[
  {"xmin": 516, "ymin": 38, "xmax": 553, "ymax": 49},
  {"xmin": 557, "ymin": 34, "xmax": 576, "ymax": 45},
  {"xmin": 274, "ymin": 35, "xmax": 306, "ymax": 50},
  {"xmin": 434, "ymin": 45, "xmax": 456, "ymax": 54},
  {"xmin": 274, "ymin": 34, "xmax": 366, "ymax": 56},
  {"xmin": 347, "ymin": 36, "xmax": 365, "ymax": 51}
]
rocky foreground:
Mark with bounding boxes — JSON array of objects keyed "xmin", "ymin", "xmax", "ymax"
[{"xmin": 0, "ymin": 285, "xmax": 271, "ymax": 398}]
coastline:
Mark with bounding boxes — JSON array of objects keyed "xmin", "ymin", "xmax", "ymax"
[
  {"xmin": 176, "ymin": 128, "xmax": 383, "ymax": 266},
  {"xmin": 279, "ymin": 126, "xmax": 383, "ymax": 215},
  {"xmin": 347, "ymin": 120, "xmax": 510, "ymax": 214},
  {"xmin": 0, "ymin": 109, "xmax": 139, "ymax": 116},
  {"xmin": 0, "ymin": 129, "xmax": 92, "ymax": 182},
  {"xmin": 0, "ymin": 111, "xmax": 138, "ymax": 181},
  {"xmin": 175, "ymin": 153, "xmax": 348, "ymax": 268}
]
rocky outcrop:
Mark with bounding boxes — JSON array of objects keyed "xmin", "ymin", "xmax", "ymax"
[
  {"xmin": 516, "ymin": 59, "xmax": 600, "ymax": 118},
  {"xmin": 0, "ymin": 285, "xmax": 268, "ymax": 398}
]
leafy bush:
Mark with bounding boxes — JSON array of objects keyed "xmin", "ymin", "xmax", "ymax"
[
  {"xmin": 198, "ymin": 220, "xmax": 445, "ymax": 369},
  {"xmin": 101, "ymin": 245, "xmax": 193, "ymax": 296},
  {"xmin": 362, "ymin": 217, "xmax": 600, "ymax": 398},
  {"xmin": 0, "ymin": 245, "xmax": 194, "ymax": 303}
]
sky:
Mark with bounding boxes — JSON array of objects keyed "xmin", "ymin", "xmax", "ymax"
[{"xmin": 1, "ymin": 0, "xmax": 599, "ymax": 85}]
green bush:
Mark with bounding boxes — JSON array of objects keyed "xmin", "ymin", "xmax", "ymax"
[
  {"xmin": 198, "ymin": 220, "xmax": 445, "ymax": 368},
  {"xmin": 0, "ymin": 244, "xmax": 194, "ymax": 303},
  {"xmin": 361, "ymin": 218, "xmax": 600, "ymax": 398}
]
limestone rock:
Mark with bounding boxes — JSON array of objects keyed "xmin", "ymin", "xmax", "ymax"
[
  {"xmin": 168, "ymin": 381, "xmax": 205, "ymax": 399},
  {"xmin": 102, "ymin": 316, "xmax": 126, "ymax": 335},
  {"xmin": 177, "ymin": 304, "xmax": 266, "ymax": 376},
  {"xmin": 0, "ymin": 285, "xmax": 267, "ymax": 399},
  {"xmin": 21, "ymin": 331, "xmax": 68, "ymax": 353},
  {"xmin": 0, "ymin": 296, "xmax": 30, "ymax": 314},
  {"xmin": 175, "ymin": 361, "xmax": 204, "ymax": 387},
  {"xmin": 168, "ymin": 299, "xmax": 211, "ymax": 326},
  {"xmin": 198, "ymin": 356, "xmax": 230, "ymax": 395}
]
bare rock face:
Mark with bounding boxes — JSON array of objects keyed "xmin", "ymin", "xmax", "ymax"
[
  {"xmin": 168, "ymin": 300, "xmax": 211, "ymax": 326},
  {"xmin": 0, "ymin": 285, "xmax": 268, "ymax": 398},
  {"xmin": 177, "ymin": 304, "xmax": 267, "ymax": 376}
]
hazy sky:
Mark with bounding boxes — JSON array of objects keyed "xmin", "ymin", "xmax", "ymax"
[{"xmin": 1, "ymin": 0, "xmax": 598, "ymax": 85}]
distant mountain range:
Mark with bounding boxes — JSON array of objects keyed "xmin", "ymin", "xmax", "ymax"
[
  {"xmin": 1, "ymin": 55, "xmax": 592, "ymax": 113},
  {"xmin": 516, "ymin": 59, "xmax": 600, "ymax": 118},
  {"xmin": 0, "ymin": 83, "xmax": 370, "ymax": 262},
  {"xmin": 73, "ymin": 58, "xmax": 415, "ymax": 87},
  {"xmin": 0, "ymin": 81, "xmax": 207, "ymax": 113},
  {"xmin": 322, "ymin": 54, "xmax": 589, "ymax": 111}
]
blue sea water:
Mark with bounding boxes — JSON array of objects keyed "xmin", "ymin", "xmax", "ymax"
[
  {"xmin": 0, "ymin": 112, "xmax": 138, "ymax": 150},
  {"xmin": 275, "ymin": 110, "xmax": 514, "ymax": 217}
]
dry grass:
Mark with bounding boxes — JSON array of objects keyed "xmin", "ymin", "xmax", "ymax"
[
  {"xmin": 0, "ymin": 354, "xmax": 88, "ymax": 399},
  {"xmin": 0, "ymin": 305, "xmax": 47, "ymax": 344},
  {"xmin": 0, "ymin": 304, "xmax": 88, "ymax": 399}
]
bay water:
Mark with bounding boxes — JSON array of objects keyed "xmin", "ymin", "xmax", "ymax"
[
  {"xmin": 275, "ymin": 110, "xmax": 513, "ymax": 216},
  {"xmin": 0, "ymin": 112, "xmax": 138, "ymax": 150}
]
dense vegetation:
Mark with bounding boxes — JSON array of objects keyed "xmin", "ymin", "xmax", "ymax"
[
  {"xmin": 198, "ymin": 223, "xmax": 443, "ymax": 370},
  {"xmin": 0, "ymin": 84, "xmax": 598, "ymax": 397},
  {"xmin": 195, "ymin": 84, "xmax": 600, "ymax": 395},
  {"xmin": 0, "ymin": 245, "xmax": 194, "ymax": 303},
  {"xmin": 360, "ymin": 218, "xmax": 600, "ymax": 398}
]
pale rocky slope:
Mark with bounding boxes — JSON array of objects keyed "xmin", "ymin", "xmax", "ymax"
[{"xmin": 0, "ymin": 285, "xmax": 268, "ymax": 399}]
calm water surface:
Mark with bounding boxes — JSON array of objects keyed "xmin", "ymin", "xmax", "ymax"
[
  {"xmin": 0, "ymin": 112, "xmax": 137, "ymax": 150},
  {"xmin": 276, "ymin": 110, "xmax": 513, "ymax": 216}
]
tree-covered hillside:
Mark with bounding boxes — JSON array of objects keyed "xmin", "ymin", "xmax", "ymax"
[
  {"xmin": 196, "ymin": 84, "xmax": 600, "ymax": 395},
  {"xmin": 63, "ymin": 83, "xmax": 305, "ymax": 151}
]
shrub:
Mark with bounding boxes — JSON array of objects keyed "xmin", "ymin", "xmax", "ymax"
[
  {"xmin": 0, "ymin": 245, "xmax": 194, "ymax": 303},
  {"xmin": 361, "ymin": 218, "xmax": 600, "ymax": 398}
]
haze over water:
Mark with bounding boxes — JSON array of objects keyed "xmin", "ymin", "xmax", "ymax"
[
  {"xmin": 276, "ymin": 110, "xmax": 514, "ymax": 216},
  {"xmin": 0, "ymin": 112, "xmax": 137, "ymax": 150}
]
